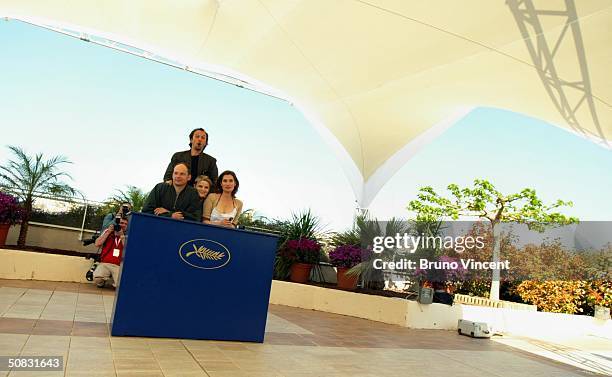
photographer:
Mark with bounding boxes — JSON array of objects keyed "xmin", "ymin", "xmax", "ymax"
[
  {"xmin": 100, "ymin": 202, "xmax": 132, "ymax": 233},
  {"xmin": 92, "ymin": 215, "xmax": 128, "ymax": 288}
]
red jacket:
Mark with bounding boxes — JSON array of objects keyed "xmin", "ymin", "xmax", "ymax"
[{"xmin": 99, "ymin": 230, "xmax": 124, "ymax": 265}]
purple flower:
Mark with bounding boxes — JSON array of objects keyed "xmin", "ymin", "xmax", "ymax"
[
  {"xmin": 329, "ymin": 244, "xmax": 366, "ymax": 269},
  {"xmin": 285, "ymin": 238, "xmax": 321, "ymax": 264},
  {"xmin": 0, "ymin": 192, "xmax": 24, "ymax": 225}
]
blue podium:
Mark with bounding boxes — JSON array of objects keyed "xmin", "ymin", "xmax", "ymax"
[{"xmin": 110, "ymin": 212, "xmax": 279, "ymax": 343}]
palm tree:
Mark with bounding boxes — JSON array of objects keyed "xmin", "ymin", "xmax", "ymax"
[
  {"xmin": 110, "ymin": 185, "xmax": 148, "ymax": 212},
  {"xmin": 0, "ymin": 146, "xmax": 77, "ymax": 246},
  {"xmin": 342, "ymin": 213, "xmax": 409, "ymax": 290},
  {"xmin": 279, "ymin": 209, "xmax": 326, "ymax": 243}
]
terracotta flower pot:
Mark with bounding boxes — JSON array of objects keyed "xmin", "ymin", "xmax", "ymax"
[
  {"xmin": 336, "ymin": 267, "xmax": 359, "ymax": 290},
  {"xmin": 0, "ymin": 223, "xmax": 10, "ymax": 247},
  {"xmin": 290, "ymin": 263, "xmax": 313, "ymax": 283}
]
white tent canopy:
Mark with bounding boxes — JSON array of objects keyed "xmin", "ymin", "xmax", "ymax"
[{"xmin": 2, "ymin": 0, "xmax": 611, "ymax": 206}]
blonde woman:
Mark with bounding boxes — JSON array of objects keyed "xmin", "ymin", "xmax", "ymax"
[
  {"xmin": 203, "ymin": 170, "xmax": 243, "ymax": 228},
  {"xmin": 194, "ymin": 175, "xmax": 213, "ymax": 202}
]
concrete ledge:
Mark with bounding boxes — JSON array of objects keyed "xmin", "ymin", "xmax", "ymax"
[
  {"xmin": 269, "ymin": 280, "xmax": 612, "ymax": 338},
  {"xmin": 0, "ymin": 248, "xmax": 91, "ymax": 283},
  {"xmin": 406, "ymin": 300, "xmax": 462, "ymax": 330},
  {"xmin": 270, "ymin": 280, "xmax": 455, "ymax": 329},
  {"xmin": 5, "ymin": 223, "xmax": 99, "ymax": 253},
  {"xmin": 2, "ymin": 248, "xmax": 610, "ymax": 339},
  {"xmin": 270, "ymin": 280, "xmax": 408, "ymax": 326}
]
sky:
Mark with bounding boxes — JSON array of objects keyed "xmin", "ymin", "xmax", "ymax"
[{"xmin": 1, "ymin": 20, "xmax": 611, "ymax": 231}]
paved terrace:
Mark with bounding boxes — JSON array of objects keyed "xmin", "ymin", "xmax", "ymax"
[{"xmin": 0, "ymin": 279, "xmax": 603, "ymax": 377}]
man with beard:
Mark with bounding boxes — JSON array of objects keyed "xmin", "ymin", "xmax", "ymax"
[{"xmin": 163, "ymin": 128, "xmax": 218, "ymax": 186}]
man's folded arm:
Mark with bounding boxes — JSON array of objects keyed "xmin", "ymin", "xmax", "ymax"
[
  {"xmin": 182, "ymin": 193, "xmax": 202, "ymax": 221},
  {"xmin": 142, "ymin": 184, "xmax": 159, "ymax": 214}
]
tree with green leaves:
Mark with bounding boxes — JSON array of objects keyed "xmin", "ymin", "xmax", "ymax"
[
  {"xmin": 109, "ymin": 185, "xmax": 149, "ymax": 212},
  {"xmin": 408, "ymin": 179, "xmax": 578, "ymax": 300},
  {"xmin": 0, "ymin": 146, "xmax": 77, "ymax": 246}
]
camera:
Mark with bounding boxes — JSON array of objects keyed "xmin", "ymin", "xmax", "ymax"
[
  {"xmin": 82, "ymin": 232, "xmax": 99, "ymax": 246},
  {"xmin": 120, "ymin": 204, "xmax": 130, "ymax": 216},
  {"xmin": 85, "ymin": 261, "xmax": 98, "ymax": 281},
  {"xmin": 82, "ymin": 236, "xmax": 97, "ymax": 246},
  {"xmin": 113, "ymin": 205, "xmax": 130, "ymax": 231},
  {"xmin": 113, "ymin": 216, "xmax": 122, "ymax": 232}
]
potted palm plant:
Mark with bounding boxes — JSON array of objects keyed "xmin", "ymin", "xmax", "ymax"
[
  {"xmin": 329, "ymin": 245, "xmax": 365, "ymax": 290},
  {"xmin": 0, "ymin": 192, "xmax": 24, "ymax": 247},
  {"xmin": 285, "ymin": 238, "xmax": 321, "ymax": 283},
  {"xmin": 274, "ymin": 210, "xmax": 325, "ymax": 280}
]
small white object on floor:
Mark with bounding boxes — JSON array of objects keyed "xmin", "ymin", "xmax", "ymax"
[{"xmin": 458, "ymin": 319, "xmax": 493, "ymax": 338}]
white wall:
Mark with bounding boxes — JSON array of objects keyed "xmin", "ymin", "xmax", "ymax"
[{"xmin": 1, "ymin": 249, "xmax": 609, "ymax": 340}]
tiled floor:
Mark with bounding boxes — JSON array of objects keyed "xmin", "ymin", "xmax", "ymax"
[{"xmin": 0, "ymin": 279, "xmax": 604, "ymax": 377}]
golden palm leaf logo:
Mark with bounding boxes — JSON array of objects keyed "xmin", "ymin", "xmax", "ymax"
[
  {"xmin": 185, "ymin": 244, "xmax": 225, "ymax": 260},
  {"xmin": 179, "ymin": 239, "xmax": 231, "ymax": 270}
]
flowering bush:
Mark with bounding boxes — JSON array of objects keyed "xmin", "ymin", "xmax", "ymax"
[
  {"xmin": 283, "ymin": 238, "xmax": 321, "ymax": 264},
  {"xmin": 510, "ymin": 280, "xmax": 612, "ymax": 314},
  {"xmin": 329, "ymin": 245, "xmax": 365, "ymax": 269},
  {"xmin": 516, "ymin": 280, "xmax": 588, "ymax": 314},
  {"xmin": 586, "ymin": 280, "xmax": 612, "ymax": 308},
  {"xmin": 0, "ymin": 192, "xmax": 24, "ymax": 225}
]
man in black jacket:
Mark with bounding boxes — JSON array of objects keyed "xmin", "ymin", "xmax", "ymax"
[
  {"xmin": 144, "ymin": 162, "xmax": 202, "ymax": 221},
  {"xmin": 163, "ymin": 128, "xmax": 218, "ymax": 185}
]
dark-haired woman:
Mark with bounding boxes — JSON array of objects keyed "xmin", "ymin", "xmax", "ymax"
[{"xmin": 203, "ymin": 170, "xmax": 243, "ymax": 228}]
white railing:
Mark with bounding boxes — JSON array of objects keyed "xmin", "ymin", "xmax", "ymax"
[
  {"xmin": 0, "ymin": 187, "xmax": 107, "ymax": 240},
  {"xmin": 454, "ymin": 293, "xmax": 537, "ymax": 311}
]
